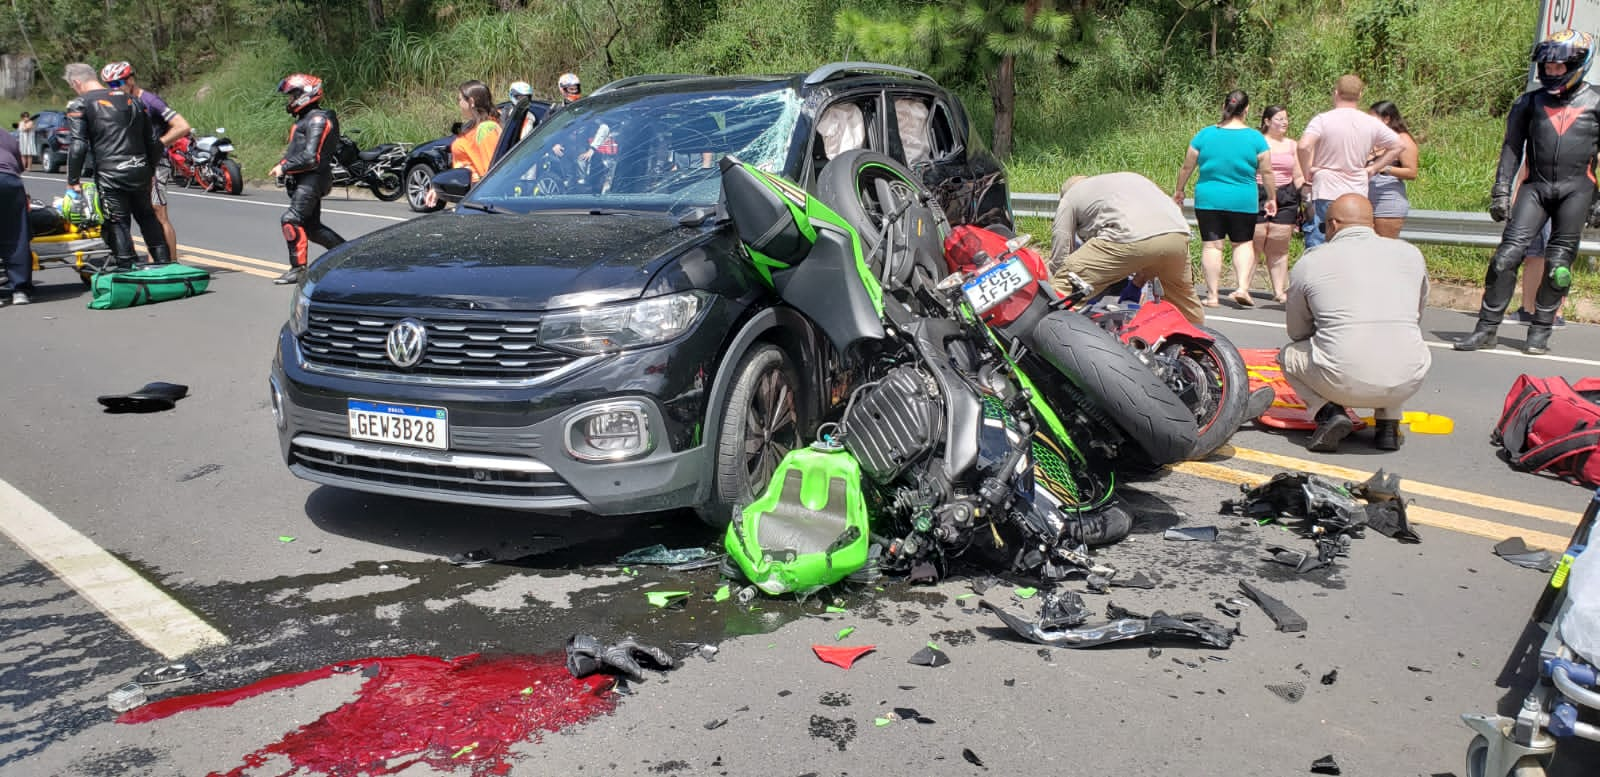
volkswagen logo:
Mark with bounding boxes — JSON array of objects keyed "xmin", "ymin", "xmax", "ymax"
[{"xmin": 385, "ymin": 319, "xmax": 427, "ymax": 368}]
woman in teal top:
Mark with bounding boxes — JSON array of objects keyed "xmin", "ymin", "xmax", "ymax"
[{"xmin": 1174, "ymin": 90, "xmax": 1276, "ymax": 307}]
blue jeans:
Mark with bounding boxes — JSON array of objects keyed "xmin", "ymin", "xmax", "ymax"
[
  {"xmin": 1302, "ymin": 199, "xmax": 1332, "ymax": 250},
  {"xmin": 0, "ymin": 174, "xmax": 30, "ymax": 293}
]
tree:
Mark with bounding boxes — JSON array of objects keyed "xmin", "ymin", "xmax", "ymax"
[{"xmin": 836, "ymin": 0, "xmax": 1080, "ymax": 158}]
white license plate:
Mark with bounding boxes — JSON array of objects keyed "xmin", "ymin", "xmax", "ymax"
[
  {"xmin": 216, "ymin": 144, "xmax": 234, "ymax": 152},
  {"xmin": 348, "ymin": 399, "xmax": 448, "ymax": 450},
  {"xmin": 962, "ymin": 256, "xmax": 1032, "ymax": 313}
]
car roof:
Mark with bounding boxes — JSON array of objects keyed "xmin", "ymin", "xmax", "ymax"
[{"xmin": 588, "ymin": 62, "xmax": 941, "ymax": 100}]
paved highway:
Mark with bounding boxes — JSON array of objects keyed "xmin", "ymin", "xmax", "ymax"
[{"xmin": 1, "ymin": 172, "xmax": 1596, "ymax": 776}]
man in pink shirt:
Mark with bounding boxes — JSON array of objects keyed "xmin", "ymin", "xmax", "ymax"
[{"xmin": 1298, "ymin": 75, "xmax": 1402, "ymax": 249}]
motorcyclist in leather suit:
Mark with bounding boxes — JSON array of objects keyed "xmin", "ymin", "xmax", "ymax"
[
  {"xmin": 268, "ymin": 73, "xmax": 345, "ymax": 286},
  {"xmin": 62, "ymin": 62, "xmax": 170, "ymax": 269},
  {"xmin": 1457, "ymin": 31, "xmax": 1600, "ymax": 355}
]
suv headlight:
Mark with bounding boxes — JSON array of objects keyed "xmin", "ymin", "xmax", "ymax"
[
  {"xmin": 288, "ymin": 291, "xmax": 310, "ymax": 336},
  {"xmin": 539, "ymin": 291, "xmax": 708, "ymax": 354}
]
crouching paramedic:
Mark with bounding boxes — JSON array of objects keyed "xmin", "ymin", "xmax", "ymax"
[
  {"xmin": 1047, "ymin": 172, "xmax": 1203, "ymax": 325},
  {"xmin": 268, "ymin": 73, "xmax": 344, "ymax": 285}
]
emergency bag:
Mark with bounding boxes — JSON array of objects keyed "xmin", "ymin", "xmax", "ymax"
[
  {"xmin": 1493, "ymin": 375, "xmax": 1600, "ymax": 487},
  {"xmin": 88, "ymin": 263, "xmax": 211, "ymax": 310}
]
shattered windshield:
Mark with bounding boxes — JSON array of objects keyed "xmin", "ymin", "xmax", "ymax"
[{"xmin": 465, "ymin": 82, "xmax": 802, "ymax": 215}]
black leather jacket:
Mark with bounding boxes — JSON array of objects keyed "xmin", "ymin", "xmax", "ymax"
[
  {"xmin": 280, "ymin": 107, "xmax": 339, "ymax": 185},
  {"xmin": 66, "ymin": 88, "xmax": 162, "ymax": 189},
  {"xmin": 1494, "ymin": 83, "xmax": 1600, "ymax": 198}
]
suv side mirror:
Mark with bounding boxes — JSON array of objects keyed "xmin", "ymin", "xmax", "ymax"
[{"xmin": 431, "ymin": 167, "xmax": 472, "ymax": 204}]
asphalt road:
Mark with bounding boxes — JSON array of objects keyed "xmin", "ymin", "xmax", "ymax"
[{"xmin": 1, "ymin": 172, "xmax": 1597, "ymax": 777}]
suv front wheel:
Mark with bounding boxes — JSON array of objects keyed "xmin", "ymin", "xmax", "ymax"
[{"xmin": 699, "ymin": 344, "xmax": 803, "ymax": 527}]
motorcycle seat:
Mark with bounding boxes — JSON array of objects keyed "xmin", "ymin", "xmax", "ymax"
[{"xmin": 359, "ymin": 144, "xmax": 399, "ymax": 161}]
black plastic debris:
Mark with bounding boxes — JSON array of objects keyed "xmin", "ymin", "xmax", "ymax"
[
  {"xmin": 1165, "ymin": 526, "xmax": 1220, "ymax": 542},
  {"xmin": 98, "ymin": 381, "xmax": 189, "ymax": 413},
  {"xmin": 1310, "ymin": 754, "xmax": 1341, "ymax": 775},
  {"xmin": 1003, "ymin": 678, "xmax": 1015, "ymax": 686},
  {"xmin": 1266, "ymin": 681, "xmax": 1306, "ymax": 702},
  {"xmin": 982, "ymin": 600, "xmax": 1234, "ymax": 649},
  {"xmin": 1265, "ymin": 545, "xmax": 1328, "ymax": 574},
  {"xmin": 778, "ymin": 690, "xmax": 792, "ymax": 697},
  {"xmin": 1106, "ymin": 602, "xmax": 1149, "ymax": 620},
  {"xmin": 962, "ymin": 748, "xmax": 986, "ymax": 768},
  {"xmin": 1406, "ymin": 665, "xmax": 1432, "ymax": 674},
  {"xmin": 134, "ymin": 659, "xmax": 206, "ymax": 686},
  {"xmin": 893, "ymin": 707, "xmax": 935, "ymax": 724},
  {"xmin": 447, "ymin": 549, "xmax": 496, "ymax": 568},
  {"xmin": 1216, "ymin": 601, "xmax": 1242, "ymax": 618},
  {"xmin": 908, "ymin": 645, "xmax": 951, "ymax": 667},
  {"xmin": 1086, "ymin": 574, "xmax": 1111, "ymax": 593},
  {"xmin": 1494, "ymin": 537, "xmax": 1558, "ymax": 572},
  {"xmin": 909, "ymin": 561, "xmax": 939, "ymax": 584},
  {"xmin": 971, "ymin": 577, "xmax": 1001, "ymax": 596},
  {"xmin": 1148, "ymin": 647, "xmax": 1162, "ymax": 659},
  {"xmin": 1321, "ymin": 669, "xmax": 1338, "ymax": 686},
  {"xmin": 703, "ymin": 718, "xmax": 727, "ymax": 730},
  {"xmin": 1112, "ymin": 571, "xmax": 1157, "ymax": 589},
  {"xmin": 1039, "ymin": 592, "xmax": 1092, "ymax": 630},
  {"xmin": 1238, "ymin": 580, "xmax": 1307, "ymax": 633}
]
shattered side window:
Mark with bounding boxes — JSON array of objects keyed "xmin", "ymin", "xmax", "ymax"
[{"xmin": 466, "ymin": 84, "xmax": 802, "ymax": 214}]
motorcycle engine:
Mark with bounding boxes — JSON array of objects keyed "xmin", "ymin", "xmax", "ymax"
[{"xmin": 843, "ymin": 365, "xmax": 944, "ymax": 484}]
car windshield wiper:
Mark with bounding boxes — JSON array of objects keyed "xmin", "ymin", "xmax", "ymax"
[{"xmin": 459, "ymin": 200, "xmax": 499, "ymax": 213}]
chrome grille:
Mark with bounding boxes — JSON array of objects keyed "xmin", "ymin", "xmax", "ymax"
[{"xmin": 299, "ymin": 304, "xmax": 578, "ymax": 381}]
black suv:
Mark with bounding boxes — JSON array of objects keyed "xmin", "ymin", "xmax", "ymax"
[
  {"xmin": 33, "ymin": 110, "xmax": 70, "ymax": 173},
  {"xmin": 403, "ymin": 99, "xmax": 553, "ymax": 212},
  {"xmin": 270, "ymin": 62, "xmax": 1009, "ymax": 521}
]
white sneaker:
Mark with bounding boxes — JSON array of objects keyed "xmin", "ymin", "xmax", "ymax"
[{"xmin": 11, "ymin": 291, "xmax": 29, "ymax": 305}]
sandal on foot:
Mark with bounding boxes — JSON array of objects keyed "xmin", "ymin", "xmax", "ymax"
[{"xmin": 1231, "ymin": 291, "xmax": 1255, "ymax": 307}]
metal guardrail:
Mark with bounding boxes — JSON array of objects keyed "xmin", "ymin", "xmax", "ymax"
[{"xmin": 1012, "ymin": 191, "xmax": 1600, "ymax": 255}]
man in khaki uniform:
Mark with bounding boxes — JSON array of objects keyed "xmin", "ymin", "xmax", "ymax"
[
  {"xmin": 1279, "ymin": 194, "xmax": 1431, "ymax": 452},
  {"xmin": 1048, "ymin": 172, "xmax": 1202, "ymax": 324}
]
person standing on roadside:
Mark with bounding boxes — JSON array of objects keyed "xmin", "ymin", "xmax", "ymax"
[
  {"xmin": 268, "ymin": 73, "xmax": 344, "ymax": 286},
  {"xmin": 1173, "ymin": 90, "xmax": 1276, "ymax": 308},
  {"xmin": 0, "ymin": 119, "xmax": 31, "ymax": 306},
  {"xmin": 1297, "ymin": 74, "xmax": 1401, "ymax": 251},
  {"xmin": 492, "ymin": 81, "xmax": 537, "ymax": 165},
  {"xmin": 1253, "ymin": 105, "xmax": 1304, "ymax": 304},
  {"xmin": 424, "ymin": 80, "xmax": 501, "ymax": 209},
  {"xmin": 1366, "ymin": 101, "xmax": 1419, "ymax": 239},
  {"xmin": 63, "ymin": 62, "xmax": 170, "ymax": 270},
  {"xmin": 1456, "ymin": 31, "xmax": 1600, "ymax": 355},
  {"xmin": 17, "ymin": 112, "xmax": 36, "ymax": 164},
  {"xmin": 101, "ymin": 61, "xmax": 191, "ymax": 261}
]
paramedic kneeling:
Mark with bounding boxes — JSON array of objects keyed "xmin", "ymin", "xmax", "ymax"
[{"xmin": 1279, "ymin": 193, "xmax": 1431, "ymax": 453}]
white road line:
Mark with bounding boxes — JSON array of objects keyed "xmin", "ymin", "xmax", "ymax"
[
  {"xmin": 1208, "ymin": 314, "xmax": 1600, "ymax": 367},
  {"xmin": 0, "ymin": 478, "xmax": 227, "ymax": 659},
  {"xmin": 19, "ymin": 173, "xmax": 407, "ymax": 222}
]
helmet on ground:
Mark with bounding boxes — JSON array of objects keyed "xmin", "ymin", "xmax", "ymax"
[
  {"xmin": 508, "ymin": 81, "xmax": 533, "ymax": 101},
  {"xmin": 278, "ymin": 73, "xmax": 324, "ymax": 115},
  {"xmin": 1533, "ymin": 30, "xmax": 1595, "ymax": 96},
  {"xmin": 559, "ymin": 72, "xmax": 581, "ymax": 101},
  {"xmin": 100, "ymin": 61, "xmax": 133, "ymax": 88}
]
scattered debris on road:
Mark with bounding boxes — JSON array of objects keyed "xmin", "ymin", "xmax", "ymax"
[
  {"xmin": 1238, "ymin": 580, "xmax": 1308, "ymax": 633},
  {"xmin": 1310, "ymin": 754, "xmax": 1342, "ymax": 774},
  {"xmin": 1165, "ymin": 526, "xmax": 1219, "ymax": 542},
  {"xmin": 1494, "ymin": 536, "xmax": 1558, "ymax": 572},
  {"xmin": 618, "ymin": 544, "xmax": 715, "ymax": 566},
  {"xmin": 812, "ymin": 644, "xmax": 875, "ymax": 669},
  {"xmin": 98, "ymin": 380, "xmax": 189, "ymax": 413}
]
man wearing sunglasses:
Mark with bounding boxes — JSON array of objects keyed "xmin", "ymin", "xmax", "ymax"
[{"xmin": 1278, "ymin": 194, "xmax": 1431, "ymax": 453}]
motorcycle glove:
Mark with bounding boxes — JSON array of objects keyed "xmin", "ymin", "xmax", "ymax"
[
  {"xmin": 565, "ymin": 634, "xmax": 677, "ymax": 682},
  {"xmin": 1489, "ymin": 194, "xmax": 1510, "ymax": 223}
]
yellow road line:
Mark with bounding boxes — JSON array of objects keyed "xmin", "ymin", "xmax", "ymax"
[
  {"xmin": 135, "ymin": 238, "xmax": 285, "ymax": 270},
  {"xmin": 1218, "ymin": 446, "xmax": 1580, "ymax": 527},
  {"xmin": 0, "ymin": 478, "xmax": 227, "ymax": 659},
  {"xmin": 1171, "ymin": 460, "xmax": 1571, "ymax": 551},
  {"xmin": 181, "ymin": 254, "xmax": 277, "ymax": 279}
]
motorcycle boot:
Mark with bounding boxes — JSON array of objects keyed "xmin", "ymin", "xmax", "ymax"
[
  {"xmin": 1060, "ymin": 504, "xmax": 1133, "ymax": 548},
  {"xmin": 1524, "ymin": 325, "xmax": 1553, "ymax": 355},
  {"xmin": 1373, "ymin": 419, "xmax": 1401, "ymax": 451},
  {"xmin": 273, "ymin": 265, "xmax": 304, "ymax": 285},
  {"xmin": 1453, "ymin": 323, "xmax": 1498, "ymax": 351},
  {"xmin": 1306, "ymin": 403, "xmax": 1354, "ymax": 453},
  {"xmin": 142, "ymin": 243, "xmax": 173, "ymax": 267}
]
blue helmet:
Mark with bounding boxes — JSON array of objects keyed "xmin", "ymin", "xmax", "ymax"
[{"xmin": 1533, "ymin": 30, "xmax": 1595, "ymax": 96}]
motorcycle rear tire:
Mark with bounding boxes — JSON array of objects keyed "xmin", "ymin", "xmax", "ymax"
[
  {"xmin": 1181, "ymin": 326, "xmax": 1250, "ymax": 460},
  {"xmin": 220, "ymin": 159, "xmax": 243, "ymax": 195},
  {"xmin": 371, "ymin": 170, "xmax": 404, "ymax": 201},
  {"xmin": 1027, "ymin": 310, "xmax": 1198, "ymax": 468}
]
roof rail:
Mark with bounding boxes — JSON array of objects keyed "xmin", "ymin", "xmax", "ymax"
[
  {"xmin": 803, "ymin": 61, "xmax": 935, "ymax": 86},
  {"xmin": 588, "ymin": 74, "xmax": 696, "ymax": 98}
]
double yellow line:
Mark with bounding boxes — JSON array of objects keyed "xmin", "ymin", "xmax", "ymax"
[
  {"xmin": 134, "ymin": 238, "xmax": 283, "ymax": 279},
  {"xmin": 1172, "ymin": 446, "xmax": 1580, "ymax": 550}
]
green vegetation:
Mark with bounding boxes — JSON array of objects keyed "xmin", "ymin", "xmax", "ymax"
[{"xmin": 4, "ymin": 0, "xmax": 1592, "ymax": 307}]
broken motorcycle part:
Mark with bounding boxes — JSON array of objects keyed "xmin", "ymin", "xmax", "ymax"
[
  {"xmin": 1164, "ymin": 526, "xmax": 1220, "ymax": 542},
  {"xmin": 98, "ymin": 381, "xmax": 189, "ymax": 413},
  {"xmin": 1265, "ymin": 681, "xmax": 1306, "ymax": 702},
  {"xmin": 1238, "ymin": 580, "xmax": 1308, "ymax": 633},
  {"xmin": 982, "ymin": 600, "xmax": 1234, "ymax": 649}
]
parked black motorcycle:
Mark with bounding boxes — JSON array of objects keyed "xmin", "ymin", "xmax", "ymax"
[{"xmin": 277, "ymin": 130, "xmax": 407, "ymax": 201}]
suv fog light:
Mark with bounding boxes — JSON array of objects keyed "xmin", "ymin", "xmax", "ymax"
[
  {"xmin": 566, "ymin": 402, "xmax": 654, "ymax": 461},
  {"xmin": 269, "ymin": 377, "xmax": 286, "ymax": 430}
]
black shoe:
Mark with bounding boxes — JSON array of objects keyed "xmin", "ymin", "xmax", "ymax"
[
  {"xmin": 1453, "ymin": 325, "xmax": 1498, "ymax": 351},
  {"xmin": 273, "ymin": 266, "xmax": 304, "ymax": 285},
  {"xmin": 1525, "ymin": 326, "xmax": 1552, "ymax": 355},
  {"xmin": 148, "ymin": 244, "xmax": 173, "ymax": 265},
  {"xmin": 1306, "ymin": 404, "xmax": 1353, "ymax": 453},
  {"xmin": 1061, "ymin": 505, "xmax": 1133, "ymax": 548},
  {"xmin": 1373, "ymin": 419, "xmax": 1401, "ymax": 451},
  {"xmin": 1244, "ymin": 386, "xmax": 1275, "ymax": 420}
]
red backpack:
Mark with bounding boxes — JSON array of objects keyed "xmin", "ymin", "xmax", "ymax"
[{"xmin": 1494, "ymin": 375, "xmax": 1600, "ymax": 487}]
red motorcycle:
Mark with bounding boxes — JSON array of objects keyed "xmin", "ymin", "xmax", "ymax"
[
  {"xmin": 166, "ymin": 129, "xmax": 244, "ymax": 195},
  {"xmin": 944, "ymin": 224, "xmax": 1250, "ymax": 460}
]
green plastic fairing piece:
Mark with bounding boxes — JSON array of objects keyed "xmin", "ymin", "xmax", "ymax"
[{"xmin": 724, "ymin": 446, "xmax": 871, "ymax": 596}]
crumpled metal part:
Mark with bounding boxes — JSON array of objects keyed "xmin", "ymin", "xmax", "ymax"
[{"xmin": 981, "ymin": 600, "xmax": 1234, "ymax": 649}]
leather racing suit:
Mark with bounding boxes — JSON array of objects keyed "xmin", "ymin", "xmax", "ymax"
[
  {"xmin": 279, "ymin": 106, "xmax": 345, "ymax": 268},
  {"xmin": 66, "ymin": 88, "xmax": 170, "ymax": 266},
  {"xmin": 1479, "ymin": 83, "xmax": 1600, "ymax": 331}
]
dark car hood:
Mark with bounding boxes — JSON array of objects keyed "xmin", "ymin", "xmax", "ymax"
[{"xmin": 307, "ymin": 211, "xmax": 713, "ymax": 311}]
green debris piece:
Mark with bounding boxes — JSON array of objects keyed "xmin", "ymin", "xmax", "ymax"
[
  {"xmin": 837, "ymin": 627, "xmax": 856, "ymax": 640},
  {"xmin": 278, "ymin": 536, "xmax": 296, "ymax": 543},
  {"xmin": 956, "ymin": 593, "xmax": 976, "ymax": 601},
  {"xmin": 646, "ymin": 591, "xmax": 691, "ymax": 608},
  {"xmin": 714, "ymin": 584, "xmax": 731, "ymax": 602},
  {"xmin": 826, "ymin": 606, "xmax": 847, "ymax": 614},
  {"xmin": 520, "ymin": 687, "xmax": 534, "ymax": 696},
  {"xmin": 621, "ymin": 566, "xmax": 637, "ymax": 576},
  {"xmin": 876, "ymin": 586, "xmax": 886, "ymax": 592},
  {"xmin": 1014, "ymin": 586, "xmax": 1038, "ymax": 599},
  {"xmin": 451, "ymin": 742, "xmax": 479, "ymax": 759},
  {"xmin": 875, "ymin": 717, "xmax": 893, "ymax": 727}
]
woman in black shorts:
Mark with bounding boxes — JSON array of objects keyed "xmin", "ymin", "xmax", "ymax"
[
  {"xmin": 1253, "ymin": 105, "xmax": 1304, "ymax": 303},
  {"xmin": 1174, "ymin": 91, "xmax": 1276, "ymax": 307}
]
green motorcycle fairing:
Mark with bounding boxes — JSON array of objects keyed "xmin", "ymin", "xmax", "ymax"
[{"xmin": 724, "ymin": 445, "xmax": 872, "ymax": 596}]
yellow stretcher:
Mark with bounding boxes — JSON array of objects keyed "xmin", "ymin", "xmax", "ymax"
[{"xmin": 28, "ymin": 188, "xmax": 113, "ymax": 287}]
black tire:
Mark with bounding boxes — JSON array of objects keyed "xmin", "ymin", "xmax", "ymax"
[
  {"xmin": 697, "ymin": 344, "xmax": 804, "ymax": 528},
  {"xmin": 220, "ymin": 159, "xmax": 244, "ymax": 195},
  {"xmin": 1165, "ymin": 326, "xmax": 1250, "ymax": 460},
  {"xmin": 814, "ymin": 148, "xmax": 950, "ymax": 291},
  {"xmin": 405, "ymin": 164, "xmax": 442, "ymax": 212},
  {"xmin": 371, "ymin": 169, "xmax": 404, "ymax": 201},
  {"xmin": 43, "ymin": 150, "xmax": 60, "ymax": 174},
  {"xmin": 1027, "ymin": 309, "xmax": 1198, "ymax": 467}
]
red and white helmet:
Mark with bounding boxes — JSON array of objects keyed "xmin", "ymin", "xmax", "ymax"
[
  {"xmin": 100, "ymin": 61, "xmax": 134, "ymax": 88},
  {"xmin": 278, "ymin": 73, "xmax": 324, "ymax": 115},
  {"xmin": 559, "ymin": 72, "xmax": 581, "ymax": 102}
]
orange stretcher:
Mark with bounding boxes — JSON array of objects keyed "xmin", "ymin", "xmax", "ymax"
[{"xmin": 1242, "ymin": 348, "xmax": 1454, "ymax": 434}]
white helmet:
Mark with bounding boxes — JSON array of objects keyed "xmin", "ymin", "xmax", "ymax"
[
  {"xmin": 559, "ymin": 72, "xmax": 581, "ymax": 101},
  {"xmin": 508, "ymin": 81, "xmax": 533, "ymax": 101}
]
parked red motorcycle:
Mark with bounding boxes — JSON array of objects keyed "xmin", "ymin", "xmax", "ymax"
[
  {"xmin": 944, "ymin": 224, "xmax": 1250, "ymax": 460},
  {"xmin": 166, "ymin": 129, "xmax": 243, "ymax": 195}
]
